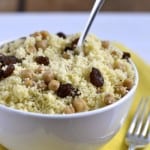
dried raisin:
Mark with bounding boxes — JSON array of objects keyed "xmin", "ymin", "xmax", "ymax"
[
  {"xmin": 90, "ymin": 67, "xmax": 104, "ymax": 87},
  {"xmin": 64, "ymin": 46, "xmax": 73, "ymax": 52},
  {"xmin": 57, "ymin": 83, "xmax": 73, "ymax": 98},
  {"xmin": 56, "ymin": 83, "xmax": 80, "ymax": 98},
  {"xmin": 63, "ymin": 38, "xmax": 79, "ymax": 52},
  {"xmin": 0, "ymin": 55, "xmax": 22, "ymax": 66},
  {"xmin": 71, "ymin": 38, "xmax": 79, "ymax": 49},
  {"xmin": 122, "ymin": 52, "xmax": 131, "ymax": 60},
  {"xmin": 3, "ymin": 64, "xmax": 15, "ymax": 78},
  {"xmin": 35, "ymin": 56, "xmax": 49, "ymax": 65},
  {"xmin": 56, "ymin": 32, "xmax": 66, "ymax": 39},
  {"xmin": 0, "ymin": 69, "xmax": 4, "ymax": 80}
]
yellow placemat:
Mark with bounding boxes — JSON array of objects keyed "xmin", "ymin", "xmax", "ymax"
[
  {"xmin": 0, "ymin": 146, "xmax": 5, "ymax": 150},
  {"xmin": 0, "ymin": 43, "xmax": 150, "ymax": 150},
  {"xmin": 101, "ymin": 43, "xmax": 150, "ymax": 150}
]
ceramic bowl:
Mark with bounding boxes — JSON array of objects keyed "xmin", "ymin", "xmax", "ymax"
[{"xmin": 0, "ymin": 42, "xmax": 138, "ymax": 150}]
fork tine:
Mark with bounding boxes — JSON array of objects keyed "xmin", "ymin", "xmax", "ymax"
[
  {"xmin": 141, "ymin": 112, "xmax": 150, "ymax": 137},
  {"xmin": 128, "ymin": 97, "xmax": 145, "ymax": 134},
  {"xmin": 141, "ymin": 97, "xmax": 150, "ymax": 137},
  {"xmin": 134, "ymin": 97, "xmax": 149, "ymax": 136},
  {"xmin": 126, "ymin": 97, "xmax": 150, "ymax": 150}
]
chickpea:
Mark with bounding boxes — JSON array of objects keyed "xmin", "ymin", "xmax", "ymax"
[
  {"xmin": 111, "ymin": 51, "xmax": 117, "ymax": 56},
  {"xmin": 24, "ymin": 78, "xmax": 34, "ymax": 87},
  {"xmin": 27, "ymin": 45, "xmax": 36, "ymax": 53},
  {"xmin": 101, "ymin": 40, "xmax": 109, "ymax": 49},
  {"xmin": 35, "ymin": 40, "xmax": 48, "ymax": 50},
  {"xmin": 42, "ymin": 71, "xmax": 54, "ymax": 84},
  {"xmin": 35, "ymin": 66, "xmax": 45, "ymax": 73},
  {"xmin": 113, "ymin": 61, "xmax": 126, "ymax": 71},
  {"xmin": 72, "ymin": 98, "xmax": 88, "ymax": 112},
  {"xmin": 115, "ymin": 86, "xmax": 127, "ymax": 96},
  {"xmin": 111, "ymin": 50, "xmax": 122, "ymax": 58},
  {"xmin": 21, "ymin": 69, "xmax": 33, "ymax": 79},
  {"xmin": 104, "ymin": 93, "xmax": 115, "ymax": 105},
  {"xmin": 31, "ymin": 32, "xmax": 41, "ymax": 38},
  {"xmin": 37, "ymin": 81, "xmax": 47, "ymax": 90},
  {"xmin": 62, "ymin": 52, "xmax": 70, "ymax": 59},
  {"xmin": 123, "ymin": 78, "xmax": 133, "ymax": 90},
  {"xmin": 40, "ymin": 31, "xmax": 50, "ymax": 39},
  {"xmin": 48, "ymin": 80, "xmax": 60, "ymax": 91},
  {"xmin": 64, "ymin": 105, "xmax": 75, "ymax": 114},
  {"xmin": 31, "ymin": 31, "xmax": 50, "ymax": 39}
]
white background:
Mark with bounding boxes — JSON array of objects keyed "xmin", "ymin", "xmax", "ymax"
[{"xmin": 0, "ymin": 12, "xmax": 149, "ymax": 64}]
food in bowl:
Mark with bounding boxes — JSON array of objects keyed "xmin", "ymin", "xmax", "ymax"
[
  {"xmin": 0, "ymin": 31, "xmax": 135, "ymax": 114},
  {"xmin": 0, "ymin": 31, "xmax": 138, "ymax": 150}
]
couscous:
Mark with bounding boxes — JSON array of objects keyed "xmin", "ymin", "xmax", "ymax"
[{"xmin": 0, "ymin": 31, "xmax": 135, "ymax": 114}]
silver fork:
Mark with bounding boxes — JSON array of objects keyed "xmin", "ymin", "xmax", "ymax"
[{"xmin": 126, "ymin": 97, "xmax": 150, "ymax": 150}]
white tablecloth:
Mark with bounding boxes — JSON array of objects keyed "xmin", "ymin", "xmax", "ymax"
[{"xmin": 0, "ymin": 12, "xmax": 149, "ymax": 64}]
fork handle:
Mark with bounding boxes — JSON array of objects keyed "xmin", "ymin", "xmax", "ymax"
[{"xmin": 128, "ymin": 144, "xmax": 135, "ymax": 150}]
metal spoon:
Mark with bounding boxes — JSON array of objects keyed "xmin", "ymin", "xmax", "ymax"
[{"xmin": 77, "ymin": 0, "xmax": 105, "ymax": 48}]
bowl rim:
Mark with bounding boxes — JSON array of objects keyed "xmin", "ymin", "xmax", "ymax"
[{"xmin": 0, "ymin": 40, "xmax": 139, "ymax": 119}]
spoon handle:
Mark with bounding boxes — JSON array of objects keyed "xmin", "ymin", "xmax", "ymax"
[{"xmin": 77, "ymin": 0, "xmax": 105, "ymax": 47}]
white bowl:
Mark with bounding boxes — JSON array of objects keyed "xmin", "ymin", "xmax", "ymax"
[{"xmin": 0, "ymin": 43, "xmax": 138, "ymax": 150}]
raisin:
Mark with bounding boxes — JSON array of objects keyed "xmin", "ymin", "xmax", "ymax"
[
  {"xmin": 71, "ymin": 38, "xmax": 79, "ymax": 49},
  {"xmin": 122, "ymin": 52, "xmax": 131, "ymax": 60},
  {"xmin": 90, "ymin": 67, "xmax": 104, "ymax": 87},
  {"xmin": 57, "ymin": 83, "xmax": 73, "ymax": 98},
  {"xmin": 56, "ymin": 83, "xmax": 80, "ymax": 98},
  {"xmin": 64, "ymin": 46, "xmax": 73, "ymax": 52},
  {"xmin": 56, "ymin": 32, "xmax": 66, "ymax": 39},
  {"xmin": 63, "ymin": 38, "xmax": 79, "ymax": 52},
  {"xmin": 3, "ymin": 64, "xmax": 15, "ymax": 78},
  {"xmin": 0, "ymin": 55, "xmax": 22, "ymax": 66},
  {"xmin": 35, "ymin": 56, "xmax": 49, "ymax": 65},
  {"xmin": 0, "ymin": 69, "xmax": 4, "ymax": 80}
]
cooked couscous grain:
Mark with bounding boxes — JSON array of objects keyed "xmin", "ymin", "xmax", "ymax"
[{"xmin": 0, "ymin": 31, "xmax": 135, "ymax": 114}]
